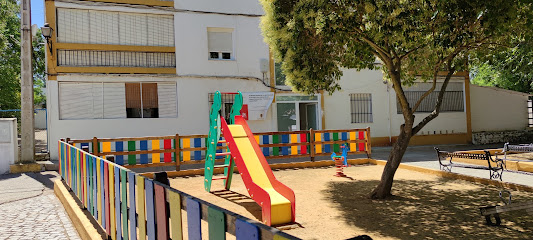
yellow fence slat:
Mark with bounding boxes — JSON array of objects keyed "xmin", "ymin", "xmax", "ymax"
[
  {"xmin": 315, "ymin": 133, "xmax": 322, "ymax": 154},
  {"xmin": 152, "ymin": 140, "xmax": 160, "ymax": 163},
  {"xmin": 82, "ymin": 152, "xmax": 87, "ymax": 208},
  {"xmin": 102, "ymin": 142, "xmax": 111, "ymax": 154},
  {"xmin": 182, "ymin": 139, "xmax": 190, "ymax": 161},
  {"xmin": 136, "ymin": 175, "xmax": 147, "ymax": 240},
  {"xmin": 254, "ymin": 135, "xmax": 260, "ymax": 144},
  {"xmin": 167, "ymin": 189, "xmax": 183, "ymax": 240},
  {"xmin": 290, "ymin": 134, "xmax": 298, "ymax": 155},
  {"xmin": 77, "ymin": 149, "xmax": 81, "ymax": 198},
  {"xmin": 350, "ymin": 132, "xmax": 357, "ymax": 152},
  {"xmin": 109, "ymin": 164, "xmax": 116, "ymax": 240}
]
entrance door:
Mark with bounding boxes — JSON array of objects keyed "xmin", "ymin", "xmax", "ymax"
[{"xmin": 277, "ymin": 102, "xmax": 319, "ymax": 131}]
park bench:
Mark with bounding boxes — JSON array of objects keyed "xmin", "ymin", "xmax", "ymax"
[
  {"xmin": 434, "ymin": 147, "xmax": 505, "ymax": 181},
  {"xmin": 480, "ymin": 190, "xmax": 533, "ymax": 226},
  {"xmin": 496, "ymin": 142, "xmax": 533, "ymax": 162}
]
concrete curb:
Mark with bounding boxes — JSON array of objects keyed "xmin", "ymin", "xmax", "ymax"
[
  {"xmin": 53, "ymin": 179, "xmax": 105, "ymax": 240},
  {"xmin": 10, "ymin": 163, "xmax": 43, "ymax": 173}
]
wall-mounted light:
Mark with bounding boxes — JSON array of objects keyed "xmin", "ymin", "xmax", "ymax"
[{"xmin": 40, "ymin": 23, "xmax": 53, "ymax": 55}]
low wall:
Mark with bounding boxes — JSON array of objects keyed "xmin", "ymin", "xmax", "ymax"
[{"xmin": 472, "ymin": 130, "xmax": 533, "ymax": 145}]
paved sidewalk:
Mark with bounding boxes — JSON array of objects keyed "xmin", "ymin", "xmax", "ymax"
[
  {"xmin": 372, "ymin": 144, "xmax": 533, "ymax": 187},
  {"xmin": 0, "ymin": 171, "xmax": 80, "ymax": 240}
]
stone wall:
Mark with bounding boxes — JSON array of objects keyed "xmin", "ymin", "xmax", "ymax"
[{"xmin": 472, "ymin": 129, "xmax": 533, "ymax": 145}]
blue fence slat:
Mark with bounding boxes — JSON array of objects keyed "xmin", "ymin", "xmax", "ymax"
[
  {"xmin": 235, "ymin": 218, "xmax": 259, "ymax": 240},
  {"xmin": 93, "ymin": 156, "xmax": 97, "ymax": 218},
  {"xmin": 81, "ymin": 142, "xmax": 89, "ymax": 150},
  {"xmin": 194, "ymin": 138, "xmax": 201, "ymax": 160},
  {"xmin": 128, "ymin": 172, "xmax": 136, "ymax": 240},
  {"xmin": 115, "ymin": 167, "xmax": 121, "ymax": 240},
  {"xmin": 262, "ymin": 135, "xmax": 269, "ymax": 157},
  {"xmin": 341, "ymin": 132, "xmax": 348, "ymax": 141},
  {"xmin": 324, "ymin": 133, "xmax": 331, "ymax": 153},
  {"xmin": 140, "ymin": 141, "xmax": 148, "ymax": 164},
  {"xmin": 115, "ymin": 142, "xmax": 124, "ymax": 165},
  {"xmin": 281, "ymin": 135, "xmax": 289, "ymax": 155},
  {"xmin": 87, "ymin": 155, "xmax": 92, "ymax": 215},
  {"xmin": 186, "ymin": 198, "xmax": 202, "ymax": 240},
  {"xmin": 145, "ymin": 179, "xmax": 156, "ymax": 239},
  {"xmin": 216, "ymin": 141, "xmax": 223, "ymax": 159}
]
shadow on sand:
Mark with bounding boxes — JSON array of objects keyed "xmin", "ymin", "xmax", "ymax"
[{"xmin": 324, "ymin": 178, "xmax": 533, "ymax": 239}]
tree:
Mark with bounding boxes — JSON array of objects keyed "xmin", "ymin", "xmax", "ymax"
[
  {"xmin": 0, "ymin": 0, "xmax": 47, "ymax": 116},
  {"xmin": 260, "ymin": 0, "xmax": 532, "ymax": 199},
  {"xmin": 470, "ymin": 41, "xmax": 533, "ymax": 94}
]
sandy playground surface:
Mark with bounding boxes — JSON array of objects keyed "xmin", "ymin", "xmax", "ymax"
[{"xmin": 170, "ymin": 164, "xmax": 533, "ymax": 240}]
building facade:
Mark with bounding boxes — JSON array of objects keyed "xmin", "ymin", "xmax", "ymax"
[{"xmin": 45, "ymin": 0, "xmax": 530, "ymax": 160}]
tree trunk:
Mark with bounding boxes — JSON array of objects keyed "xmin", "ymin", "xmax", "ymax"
[{"xmin": 370, "ymin": 125, "xmax": 412, "ymax": 199}]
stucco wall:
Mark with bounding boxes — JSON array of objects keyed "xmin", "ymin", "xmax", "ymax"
[
  {"xmin": 470, "ymin": 85, "xmax": 529, "ymax": 132},
  {"xmin": 174, "ymin": 0, "xmax": 264, "ymax": 15},
  {"xmin": 47, "ymin": 75, "xmax": 275, "ymax": 160}
]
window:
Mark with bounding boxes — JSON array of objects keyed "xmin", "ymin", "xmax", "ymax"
[
  {"xmin": 57, "ymin": 8, "xmax": 174, "ymax": 46},
  {"xmin": 208, "ymin": 93, "xmax": 236, "ymax": 123},
  {"xmin": 57, "ymin": 50, "xmax": 176, "ymax": 68},
  {"xmin": 275, "ymin": 62, "xmax": 287, "ymax": 86},
  {"xmin": 126, "ymin": 83, "xmax": 159, "ymax": 118},
  {"xmin": 207, "ymin": 28, "xmax": 233, "ymax": 60},
  {"xmin": 59, "ymin": 82, "xmax": 177, "ymax": 120},
  {"xmin": 350, "ymin": 93, "xmax": 373, "ymax": 123},
  {"xmin": 396, "ymin": 82, "xmax": 464, "ymax": 113}
]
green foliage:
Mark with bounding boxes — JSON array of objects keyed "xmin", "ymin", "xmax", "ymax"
[
  {"xmin": 260, "ymin": 0, "xmax": 531, "ymax": 95},
  {"xmin": 0, "ymin": 0, "xmax": 21, "ymax": 110},
  {"xmin": 471, "ymin": 41, "xmax": 533, "ymax": 94},
  {"xmin": 0, "ymin": 0, "xmax": 47, "ymax": 110}
]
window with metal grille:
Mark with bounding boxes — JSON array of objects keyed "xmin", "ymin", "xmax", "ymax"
[
  {"xmin": 57, "ymin": 50, "xmax": 176, "ymax": 68},
  {"xmin": 207, "ymin": 28, "xmax": 233, "ymax": 60},
  {"xmin": 350, "ymin": 93, "xmax": 373, "ymax": 123},
  {"xmin": 208, "ymin": 93, "xmax": 236, "ymax": 123},
  {"xmin": 59, "ymin": 82, "xmax": 177, "ymax": 120},
  {"xmin": 396, "ymin": 82, "xmax": 464, "ymax": 113},
  {"xmin": 56, "ymin": 8, "xmax": 174, "ymax": 46}
]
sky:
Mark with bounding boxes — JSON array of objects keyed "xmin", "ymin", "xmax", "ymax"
[{"xmin": 31, "ymin": 0, "xmax": 44, "ymax": 27}]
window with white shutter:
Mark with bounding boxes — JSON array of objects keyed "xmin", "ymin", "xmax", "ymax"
[
  {"xmin": 207, "ymin": 28, "xmax": 234, "ymax": 60},
  {"xmin": 157, "ymin": 83, "xmax": 178, "ymax": 118}
]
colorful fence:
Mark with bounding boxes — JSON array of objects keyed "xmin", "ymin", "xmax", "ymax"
[
  {"xmin": 58, "ymin": 140, "xmax": 299, "ymax": 240},
  {"xmin": 67, "ymin": 127, "xmax": 371, "ymax": 169}
]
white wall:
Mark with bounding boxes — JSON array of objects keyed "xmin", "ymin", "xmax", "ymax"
[
  {"xmin": 174, "ymin": 13, "xmax": 268, "ymax": 78},
  {"xmin": 174, "ymin": 0, "xmax": 264, "ymax": 15},
  {"xmin": 0, "ymin": 118, "xmax": 17, "ymax": 174},
  {"xmin": 35, "ymin": 109, "xmax": 47, "ymax": 129},
  {"xmin": 47, "ymin": 75, "xmax": 275, "ymax": 160},
  {"xmin": 471, "ymin": 85, "xmax": 529, "ymax": 132}
]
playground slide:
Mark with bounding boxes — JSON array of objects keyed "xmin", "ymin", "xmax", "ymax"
[{"xmin": 220, "ymin": 115, "xmax": 295, "ymax": 226}]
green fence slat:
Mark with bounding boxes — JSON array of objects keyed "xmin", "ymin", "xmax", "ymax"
[
  {"xmin": 121, "ymin": 169, "xmax": 128, "ymax": 240},
  {"xmin": 128, "ymin": 141, "xmax": 136, "ymax": 165},
  {"xmin": 273, "ymin": 135, "xmax": 279, "ymax": 156},
  {"xmin": 333, "ymin": 132, "xmax": 339, "ymax": 153},
  {"xmin": 208, "ymin": 207, "xmax": 225, "ymax": 240}
]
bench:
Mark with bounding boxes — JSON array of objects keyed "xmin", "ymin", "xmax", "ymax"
[
  {"xmin": 496, "ymin": 142, "xmax": 533, "ymax": 162},
  {"xmin": 434, "ymin": 147, "xmax": 505, "ymax": 181}
]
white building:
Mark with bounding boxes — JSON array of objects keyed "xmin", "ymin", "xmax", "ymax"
[{"xmin": 44, "ymin": 0, "xmax": 531, "ymax": 160}]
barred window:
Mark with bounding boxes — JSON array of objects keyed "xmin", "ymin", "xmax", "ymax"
[
  {"xmin": 350, "ymin": 93, "xmax": 373, "ymax": 123},
  {"xmin": 397, "ymin": 82, "xmax": 464, "ymax": 113},
  {"xmin": 57, "ymin": 50, "xmax": 176, "ymax": 68},
  {"xmin": 208, "ymin": 93, "xmax": 236, "ymax": 123}
]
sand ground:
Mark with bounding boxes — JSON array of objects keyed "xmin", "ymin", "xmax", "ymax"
[{"xmin": 170, "ymin": 164, "xmax": 533, "ymax": 240}]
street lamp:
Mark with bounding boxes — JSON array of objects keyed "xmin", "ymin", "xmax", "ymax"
[{"xmin": 40, "ymin": 23, "xmax": 53, "ymax": 54}]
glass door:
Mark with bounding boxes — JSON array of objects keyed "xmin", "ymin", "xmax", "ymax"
[{"xmin": 277, "ymin": 103, "xmax": 297, "ymax": 131}]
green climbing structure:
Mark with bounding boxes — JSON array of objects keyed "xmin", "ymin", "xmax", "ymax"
[{"xmin": 204, "ymin": 91, "xmax": 243, "ymax": 192}]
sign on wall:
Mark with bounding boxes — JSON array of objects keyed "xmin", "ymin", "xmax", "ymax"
[{"xmin": 242, "ymin": 92, "xmax": 275, "ymax": 120}]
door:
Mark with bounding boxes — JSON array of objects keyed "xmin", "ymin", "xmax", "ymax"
[
  {"xmin": 277, "ymin": 103, "xmax": 297, "ymax": 131},
  {"xmin": 299, "ymin": 103, "xmax": 318, "ymax": 130}
]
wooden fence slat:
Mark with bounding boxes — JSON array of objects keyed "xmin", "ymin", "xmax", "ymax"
[
  {"xmin": 140, "ymin": 140, "xmax": 148, "ymax": 164},
  {"xmin": 93, "ymin": 156, "xmax": 98, "ymax": 217},
  {"xmin": 273, "ymin": 135, "xmax": 279, "ymax": 156},
  {"xmin": 186, "ymin": 198, "xmax": 202, "ymax": 240},
  {"xmin": 128, "ymin": 141, "xmax": 136, "ymax": 165},
  {"xmin": 324, "ymin": 133, "xmax": 331, "ymax": 153},
  {"xmin": 262, "ymin": 135, "xmax": 269, "ymax": 157},
  {"xmin": 194, "ymin": 138, "xmax": 202, "ymax": 161},
  {"xmin": 109, "ymin": 163, "xmax": 116, "ymax": 240},
  {"xmin": 145, "ymin": 179, "xmax": 156, "ymax": 240},
  {"xmin": 358, "ymin": 131, "xmax": 365, "ymax": 151},
  {"xmin": 87, "ymin": 155, "xmax": 92, "ymax": 214},
  {"xmin": 128, "ymin": 172, "xmax": 136, "ymax": 240},
  {"xmin": 290, "ymin": 134, "xmax": 297, "ymax": 155},
  {"xmin": 115, "ymin": 142, "xmax": 124, "ymax": 165},
  {"xmin": 136, "ymin": 175, "xmax": 147, "ymax": 240},
  {"xmin": 115, "ymin": 167, "xmax": 121, "ymax": 240},
  {"xmin": 281, "ymin": 135, "xmax": 289, "ymax": 156},
  {"xmin": 167, "ymin": 189, "xmax": 183, "ymax": 240},
  {"xmin": 98, "ymin": 158, "xmax": 103, "ymax": 226},
  {"xmin": 350, "ymin": 132, "xmax": 357, "ymax": 152},
  {"xmin": 315, "ymin": 133, "xmax": 322, "ymax": 154},
  {"xmin": 104, "ymin": 161, "xmax": 110, "ymax": 233},
  {"xmin": 208, "ymin": 206, "xmax": 225, "ymax": 240},
  {"xmin": 120, "ymin": 169, "xmax": 128, "ymax": 240},
  {"xmin": 155, "ymin": 184, "xmax": 168, "ymax": 240},
  {"xmin": 164, "ymin": 139, "xmax": 172, "ymax": 163},
  {"xmin": 152, "ymin": 140, "xmax": 160, "ymax": 163},
  {"xmin": 333, "ymin": 132, "xmax": 339, "ymax": 153},
  {"xmin": 300, "ymin": 133, "xmax": 307, "ymax": 155},
  {"xmin": 235, "ymin": 218, "xmax": 259, "ymax": 240},
  {"xmin": 182, "ymin": 139, "xmax": 191, "ymax": 161}
]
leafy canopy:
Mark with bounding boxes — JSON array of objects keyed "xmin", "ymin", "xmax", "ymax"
[{"xmin": 261, "ymin": 0, "xmax": 532, "ymax": 94}]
